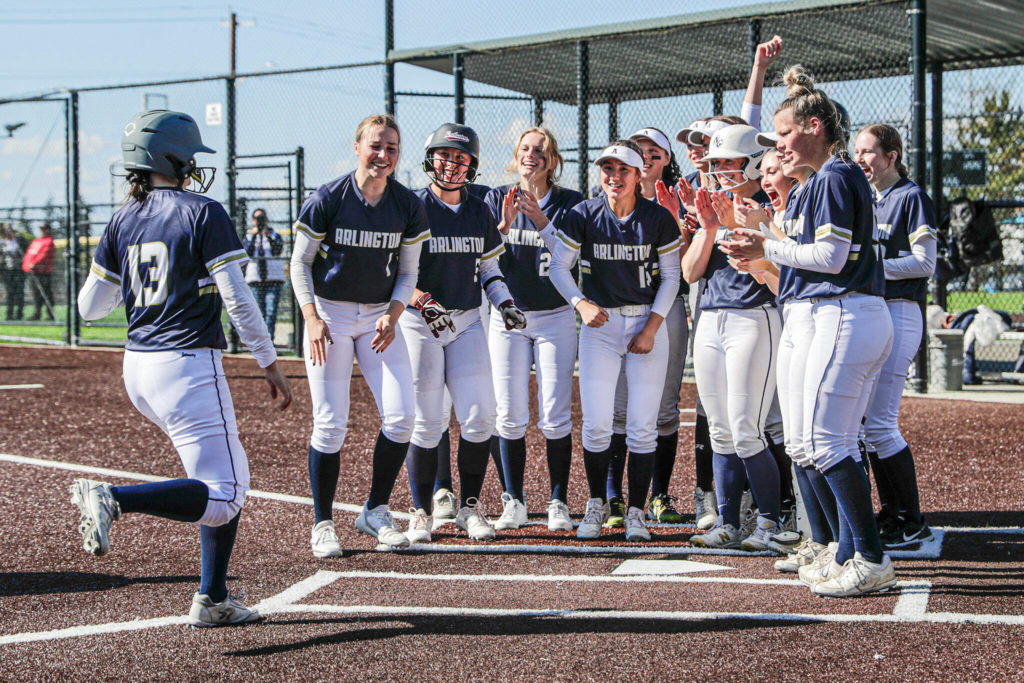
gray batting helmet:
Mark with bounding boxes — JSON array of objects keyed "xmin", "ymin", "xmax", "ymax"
[
  {"xmin": 121, "ymin": 110, "xmax": 215, "ymax": 182},
  {"xmin": 422, "ymin": 123, "xmax": 480, "ymax": 187}
]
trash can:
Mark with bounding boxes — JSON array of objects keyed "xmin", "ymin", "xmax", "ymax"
[{"xmin": 928, "ymin": 328, "xmax": 964, "ymax": 392}]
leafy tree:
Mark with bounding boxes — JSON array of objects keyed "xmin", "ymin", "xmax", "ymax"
[{"xmin": 954, "ymin": 89, "xmax": 1024, "ymax": 202}]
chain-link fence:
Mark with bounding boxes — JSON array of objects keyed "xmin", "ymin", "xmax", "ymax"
[{"xmin": 1, "ymin": 0, "xmax": 1022, "ymax": 380}]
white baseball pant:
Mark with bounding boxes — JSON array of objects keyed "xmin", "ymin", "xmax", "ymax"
[
  {"xmin": 304, "ymin": 299, "xmax": 415, "ymax": 453},
  {"xmin": 693, "ymin": 304, "xmax": 781, "ymax": 458},
  {"xmin": 122, "ymin": 348, "xmax": 248, "ymax": 527},
  {"xmin": 489, "ymin": 304, "xmax": 577, "ymax": 441},
  {"xmin": 863, "ymin": 299, "xmax": 923, "ymax": 458}
]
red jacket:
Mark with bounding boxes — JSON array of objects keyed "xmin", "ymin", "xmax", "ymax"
[{"xmin": 22, "ymin": 236, "xmax": 55, "ymax": 274}]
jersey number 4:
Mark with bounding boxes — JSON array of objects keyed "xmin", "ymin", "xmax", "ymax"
[{"xmin": 127, "ymin": 242, "xmax": 170, "ymax": 307}]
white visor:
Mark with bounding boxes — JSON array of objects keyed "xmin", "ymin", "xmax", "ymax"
[
  {"xmin": 594, "ymin": 144, "xmax": 644, "ymax": 172},
  {"xmin": 687, "ymin": 120, "xmax": 729, "ymax": 146},
  {"xmin": 675, "ymin": 119, "xmax": 705, "ymax": 144},
  {"xmin": 756, "ymin": 131, "xmax": 779, "ymax": 148},
  {"xmin": 628, "ymin": 128, "xmax": 672, "ymax": 155}
]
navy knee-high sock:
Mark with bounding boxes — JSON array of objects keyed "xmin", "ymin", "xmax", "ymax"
[
  {"xmin": 712, "ymin": 451, "xmax": 746, "ymax": 528},
  {"xmin": 878, "ymin": 446, "xmax": 923, "ymax": 524},
  {"xmin": 546, "ymin": 435, "xmax": 572, "ymax": 503},
  {"xmin": 489, "ymin": 435, "xmax": 505, "ymax": 491},
  {"xmin": 433, "ymin": 429, "xmax": 453, "ymax": 493},
  {"xmin": 605, "ymin": 433, "xmax": 627, "ymax": 500},
  {"xmin": 694, "ymin": 413, "xmax": 714, "ymax": 490},
  {"xmin": 457, "ymin": 437, "xmax": 490, "ymax": 506},
  {"xmin": 406, "ymin": 444, "xmax": 438, "ymax": 513},
  {"xmin": 741, "ymin": 449, "xmax": 781, "ymax": 524},
  {"xmin": 804, "ymin": 466, "xmax": 841, "ymax": 541},
  {"xmin": 366, "ymin": 431, "xmax": 409, "ymax": 510},
  {"xmin": 499, "ymin": 436, "xmax": 527, "ymax": 501},
  {"xmin": 767, "ymin": 436, "xmax": 794, "ymax": 504},
  {"xmin": 111, "ymin": 479, "xmax": 208, "ymax": 523},
  {"xmin": 583, "ymin": 447, "xmax": 612, "ymax": 501},
  {"xmin": 307, "ymin": 446, "xmax": 341, "ymax": 523},
  {"xmin": 794, "ymin": 465, "xmax": 833, "ymax": 544},
  {"xmin": 199, "ymin": 511, "xmax": 241, "ymax": 603},
  {"xmin": 627, "ymin": 451, "xmax": 655, "ymax": 510},
  {"xmin": 822, "ymin": 456, "xmax": 884, "ymax": 564},
  {"xmin": 650, "ymin": 431, "xmax": 679, "ymax": 499}
]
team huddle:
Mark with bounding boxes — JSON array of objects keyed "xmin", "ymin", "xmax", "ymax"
[{"xmin": 66, "ymin": 35, "xmax": 938, "ymax": 626}]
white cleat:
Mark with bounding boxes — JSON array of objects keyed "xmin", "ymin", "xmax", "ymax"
[
  {"xmin": 740, "ymin": 516, "xmax": 781, "ymax": 552},
  {"xmin": 689, "ymin": 523, "xmax": 741, "ymax": 549},
  {"xmin": 693, "ymin": 487, "xmax": 717, "ymax": 530},
  {"xmin": 798, "ymin": 542, "xmax": 841, "ymax": 586},
  {"xmin": 405, "ymin": 508, "xmax": 432, "ymax": 544},
  {"xmin": 455, "ymin": 498, "xmax": 495, "ymax": 541},
  {"xmin": 355, "ymin": 504, "xmax": 410, "ymax": 549},
  {"xmin": 188, "ymin": 592, "xmax": 262, "ymax": 628},
  {"xmin": 310, "ymin": 520, "xmax": 344, "ymax": 558},
  {"xmin": 546, "ymin": 499, "xmax": 573, "ymax": 532},
  {"xmin": 494, "ymin": 492, "xmax": 528, "ymax": 530},
  {"xmin": 576, "ymin": 498, "xmax": 610, "ymax": 539},
  {"xmin": 69, "ymin": 478, "xmax": 120, "ymax": 557},
  {"xmin": 431, "ymin": 488, "xmax": 457, "ymax": 531},
  {"xmin": 624, "ymin": 506, "xmax": 651, "ymax": 542},
  {"xmin": 813, "ymin": 552, "xmax": 897, "ymax": 598},
  {"xmin": 774, "ymin": 539, "xmax": 827, "ymax": 573}
]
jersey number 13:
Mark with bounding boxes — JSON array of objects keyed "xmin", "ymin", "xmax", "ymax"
[{"xmin": 127, "ymin": 242, "xmax": 170, "ymax": 307}]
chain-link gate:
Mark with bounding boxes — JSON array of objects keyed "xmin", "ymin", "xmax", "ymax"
[{"xmin": 233, "ymin": 148, "xmax": 305, "ymax": 357}]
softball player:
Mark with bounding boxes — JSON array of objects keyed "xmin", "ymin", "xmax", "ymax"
[
  {"xmin": 682, "ymin": 125, "xmax": 783, "ymax": 552},
  {"xmin": 723, "ymin": 66, "xmax": 896, "ymax": 597},
  {"xmin": 550, "ymin": 140, "xmax": 682, "ymax": 542},
  {"xmin": 401, "ymin": 123, "xmax": 526, "ymax": 543},
  {"xmin": 484, "ymin": 127, "xmax": 582, "ymax": 532},
  {"xmin": 604, "ymin": 126, "xmax": 689, "ymax": 526},
  {"xmin": 854, "ymin": 123, "xmax": 936, "ymax": 548},
  {"xmin": 72, "ymin": 110, "xmax": 292, "ymax": 627},
  {"xmin": 293, "ymin": 114, "xmax": 427, "ymax": 555}
]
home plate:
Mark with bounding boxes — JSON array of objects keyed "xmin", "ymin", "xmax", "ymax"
[{"xmin": 612, "ymin": 559, "xmax": 730, "ymax": 575}]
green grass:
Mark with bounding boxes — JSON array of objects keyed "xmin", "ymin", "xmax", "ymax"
[{"xmin": 1, "ymin": 305, "xmax": 128, "ymax": 344}]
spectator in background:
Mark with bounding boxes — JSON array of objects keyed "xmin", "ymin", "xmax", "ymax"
[
  {"xmin": 23, "ymin": 223, "xmax": 55, "ymax": 321},
  {"xmin": 3, "ymin": 224, "xmax": 26, "ymax": 320},
  {"xmin": 244, "ymin": 208, "xmax": 285, "ymax": 336}
]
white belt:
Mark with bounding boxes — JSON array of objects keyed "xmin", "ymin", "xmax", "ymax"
[{"xmin": 608, "ymin": 304, "xmax": 651, "ymax": 317}]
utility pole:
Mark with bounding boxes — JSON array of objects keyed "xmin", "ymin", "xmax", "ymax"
[{"xmin": 226, "ymin": 11, "xmax": 240, "ymax": 353}]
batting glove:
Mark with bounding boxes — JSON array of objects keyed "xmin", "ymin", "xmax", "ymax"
[
  {"xmin": 498, "ymin": 299, "xmax": 527, "ymax": 331},
  {"xmin": 413, "ymin": 292, "xmax": 455, "ymax": 338}
]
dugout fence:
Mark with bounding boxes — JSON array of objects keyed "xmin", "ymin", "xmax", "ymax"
[{"xmin": 1, "ymin": 0, "xmax": 1022, "ymax": 384}]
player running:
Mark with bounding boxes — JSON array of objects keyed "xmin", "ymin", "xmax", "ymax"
[
  {"xmin": 72, "ymin": 110, "xmax": 292, "ymax": 627},
  {"xmin": 550, "ymin": 141, "xmax": 682, "ymax": 542},
  {"xmin": 401, "ymin": 123, "xmax": 526, "ymax": 543},
  {"xmin": 293, "ymin": 114, "xmax": 427, "ymax": 556},
  {"xmin": 484, "ymin": 127, "xmax": 582, "ymax": 532},
  {"xmin": 723, "ymin": 66, "xmax": 896, "ymax": 597},
  {"xmin": 854, "ymin": 123, "xmax": 937, "ymax": 549}
]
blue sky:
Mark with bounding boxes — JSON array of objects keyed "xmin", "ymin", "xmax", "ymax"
[{"xmin": 0, "ymin": 1, "xmax": 1016, "ymax": 212}]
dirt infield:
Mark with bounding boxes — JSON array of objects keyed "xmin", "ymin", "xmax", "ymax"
[{"xmin": 1, "ymin": 345, "xmax": 1022, "ymax": 681}]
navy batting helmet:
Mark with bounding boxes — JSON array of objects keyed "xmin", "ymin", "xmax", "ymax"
[
  {"xmin": 422, "ymin": 123, "xmax": 480, "ymax": 188},
  {"xmin": 121, "ymin": 110, "xmax": 216, "ymax": 192}
]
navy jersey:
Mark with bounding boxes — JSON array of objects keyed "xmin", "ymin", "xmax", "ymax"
[
  {"xmin": 295, "ymin": 172, "xmax": 430, "ymax": 304},
  {"xmin": 466, "ymin": 183, "xmax": 491, "ymax": 201},
  {"xmin": 699, "ymin": 188, "xmax": 775, "ymax": 310},
  {"xmin": 650, "ymin": 189, "xmax": 690, "ymax": 297},
  {"xmin": 415, "ymin": 188, "xmax": 504, "ymax": 311},
  {"xmin": 685, "ymin": 170, "xmax": 701, "ymax": 192},
  {"xmin": 557, "ymin": 196, "xmax": 682, "ymax": 308},
  {"xmin": 485, "ymin": 184, "xmax": 584, "ymax": 311},
  {"xmin": 777, "ymin": 154, "xmax": 884, "ymax": 303},
  {"xmin": 874, "ymin": 177, "xmax": 937, "ymax": 302},
  {"xmin": 91, "ymin": 188, "xmax": 246, "ymax": 352}
]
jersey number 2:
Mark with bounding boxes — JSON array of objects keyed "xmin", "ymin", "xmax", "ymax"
[{"xmin": 127, "ymin": 242, "xmax": 169, "ymax": 307}]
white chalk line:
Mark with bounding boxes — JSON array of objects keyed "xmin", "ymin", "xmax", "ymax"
[
  {"xmin": 2, "ymin": 452, "xmax": 1018, "ymax": 554},
  {"xmin": 0, "ymin": 384, "xmax": 44, "ymax": 390},
  {"xmin": 0, "ymin": 452, "xmax": 407, "ymax": 520}
]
